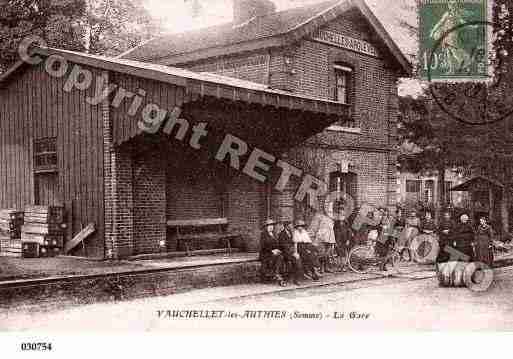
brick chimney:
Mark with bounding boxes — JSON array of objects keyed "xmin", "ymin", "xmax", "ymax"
[{"xmin": 233, "ymin": 0, "xmax": 276, "ymax": 25}]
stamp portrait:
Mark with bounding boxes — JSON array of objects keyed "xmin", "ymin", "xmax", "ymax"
[{"xmin": 419, "ymin": 0, "xmax": 489, "ymax": 80}]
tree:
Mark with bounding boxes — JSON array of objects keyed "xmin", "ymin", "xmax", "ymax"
[
  {"xmin": 398, "ymin": 93, "xmax": 477, "ymax": 216},
  {"xmin": 85, "ymin": 0, "xmax": 164, "ymax": 56},
  {"xmin": 0, "ymin": 0, "xmax": 87, "ymax": 73},
  {"xmin": 0, "ymin": 0, "xmax": 164, "ymax": 73}
]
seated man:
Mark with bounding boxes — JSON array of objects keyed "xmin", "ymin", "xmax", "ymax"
[
  {"xmin": 278, "ymin": 219, "xmax": 302, "ymax": 285},
  {"xmin": 259, "ymin": 219, "xmax": 286, "ymax": 286},
  {"xmin": 293, "ymin": 220, "xmax": 321, "ymax": 281}
]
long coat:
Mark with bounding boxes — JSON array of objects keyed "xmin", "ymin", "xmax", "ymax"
[
  {"xmin": 437, "ymin": 219, "xmax": 456, "ymax": 263},
  {"xmin": 452, "ymin": 222, "xmax": 475, "ymax": 261},
  {"xmin": 259, "ymin": 231, "xmax": 280, "ymax": 261},
  {"xmin": 334, "ymin": 219, "xmax": 353, "ymax": 256},
  {"xmin": 259, "ymin": 231, "xmax": 284, "ymax": 280},
  {"xmin": 475, "ymin": 224, "xmax": 494, "ymax": 266},
  {"xmin": 278, "ymin": 228, "xmax": 295, "ymax": 258}
]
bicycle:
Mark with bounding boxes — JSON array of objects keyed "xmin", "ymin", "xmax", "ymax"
[{"xmin": 347, "ymin": 233, "xmax": 411, "ymax": 274}]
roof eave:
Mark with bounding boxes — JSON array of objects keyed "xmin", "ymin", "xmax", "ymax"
[
  {"xmin": 351, "ymin": 0, "xmax": 412, "ymax": 76},
  {"xmin": 154, "ymin": 36, "xmax": 288, "ymax": 66},
  {"xmin": 152, "ymin": 0, "xmax": 411, "ymax": 76},
  {"xmin": 0, "ymin": 59, "xmax": 27, "ymax": 88}
]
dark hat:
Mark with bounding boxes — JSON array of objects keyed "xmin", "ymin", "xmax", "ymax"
[
  {"xmin": 262, "ymin": 219, "xmax": 276, "ymax": 228},
  {"xmin": 280, "ymin": 218, "xmax": 293, "ymax": 224},
  {"xmin": 294, "ymin": 220, "xmax": 307, "ymax": 228}
]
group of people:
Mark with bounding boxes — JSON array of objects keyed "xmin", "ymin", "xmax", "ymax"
[
  {"xmin": 259, "ymin": 206, "xmax": 496, "ymax": 287},
  {"xmin": 259, "ymin": 214, "xmax": 353, "ymax": 287},
  {"xmin": 436, "ymin": 211, "xmax": 495, "ymax": 267}
]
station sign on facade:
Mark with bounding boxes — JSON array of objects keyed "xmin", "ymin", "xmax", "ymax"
[{"xmin": 310, "ymin": 29, "xmax": 379, "ymax": 57}]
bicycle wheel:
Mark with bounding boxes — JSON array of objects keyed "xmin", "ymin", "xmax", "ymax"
[
  {"xmin": 400, "ymin": 247, "xmax": 412, "ymax": 262},
  {"xmin": 348, "ymin": 246, "xmax": 375, "ymax": 274}
]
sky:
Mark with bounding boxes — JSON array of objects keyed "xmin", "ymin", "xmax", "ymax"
[
  {"xmin": 144, "ymin": 0, "xmax": 416, "ymax": 50},
  {"xmin": 144, "ymin": 0, "xmax": 423, "ymax": 95}
]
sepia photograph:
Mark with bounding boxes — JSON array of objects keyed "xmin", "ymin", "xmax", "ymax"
[{"xmin": 0, "ymin": 0, "xmax": 512, "ymax": 354}]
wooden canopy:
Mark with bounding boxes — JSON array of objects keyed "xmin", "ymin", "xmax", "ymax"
[{"xmin": 450, "ymin": 176, "xmax": 504, "ymax": 192}]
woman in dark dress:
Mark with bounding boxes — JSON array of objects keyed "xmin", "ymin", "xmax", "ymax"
[
  {"xmin": 334, "ymin": 214, "xmax": 354, "ymax": 271},
  {"xmin": 474, "ymin": 217, "xmax": 494, "ymax": 266}
]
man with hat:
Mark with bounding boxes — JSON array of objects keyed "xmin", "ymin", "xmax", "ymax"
[
  {"xmin": 278, "ymin": 218, "xmax": 302, "ymax": 285},
  {"xmin": 293, "ymin": 220, "xmax": 321, "ymax": 281},
  {"xmin": 453, "ymin": 213, "xmax": 475, "ymax": 261},
  {"xmin": 259, "ymin": 219, "xmax": 286, "ymax": 286},
  {"xmin": 437, "ymin": 210, "xmax": 456, "ymax": 264}
]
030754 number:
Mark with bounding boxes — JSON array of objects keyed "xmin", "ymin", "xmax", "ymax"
[{"xmin": 21, "ymin": 343, "xmax": 53, "ymax": 351}]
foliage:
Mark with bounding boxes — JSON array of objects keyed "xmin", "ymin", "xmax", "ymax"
[
  {"xmin": 0, "ymin": 0, "xmax": 163, "ymax": 73},
  {"xmin": 0, "ymin": 0, "xmax": 87, "ymax": 73}
]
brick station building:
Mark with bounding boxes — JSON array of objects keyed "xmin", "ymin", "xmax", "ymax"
[{"xmin": 0, "ymin": 0, "xmax": 410, "ymax": 259}]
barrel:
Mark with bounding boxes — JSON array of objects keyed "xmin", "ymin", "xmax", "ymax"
[
  {"xmin": 437, "ymin": 261, "xmax": 489, "ymax": 288},
  {"xmin": 463, "ymin": 262, "xmax": 494, "ymax": 291},
  {"xmin": 451, "ymin": 262, "xmax": 467, "ymax": 287},
  {"xmin": 410, "ymin": 234, "xmax": 440, "ymax": 264},
  {"xmin": 437, "ymin": 262, "xmax": 455, "ymax": 287},
  {"xmin": 437, "ymin": 261, "xmax": 467, "ymax": 287}
]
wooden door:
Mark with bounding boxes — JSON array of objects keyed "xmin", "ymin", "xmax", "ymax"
[{"xmin": 34, "ymin": 172, "xmax": 62, "ymax": 206}]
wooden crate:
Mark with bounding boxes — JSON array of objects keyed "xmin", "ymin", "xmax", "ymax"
[
  {"xmin": 24, "ymin": 206, "xmax": 64, "ymax": 223},
  {"xmin": 0, "ymin": 209, "xmax": 24, "ymax": 221},
  {"xmin": 0, "ymin": 238, "xmax": 22, "ymax": 257},
  {"xmin": 21, "ymin": 223, "xmax": 64, "ymax": 235},
  {"xmin": 21, "ymin": 233, "xmax": 64, "ymax": 247},
  {"xmin": 38, "ymin": 245, "xmax": 50, "ymax": 258},
  {"xmin": 22, "ymin": 242, "xmax": 40, "ymax": 258}
]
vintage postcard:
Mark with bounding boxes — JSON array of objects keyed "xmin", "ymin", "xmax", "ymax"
[{"xmin": 0, "ymin": 0, "xmax": 512, "ymax": 354}]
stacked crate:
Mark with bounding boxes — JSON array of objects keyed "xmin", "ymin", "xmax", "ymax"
[
  {"xmin": 0, "ymin": 209, "xmax": 24, "ymax": 257},
  {"xmin": 21, "ymin": 206, "xmax": 65, "ymax": 258}
]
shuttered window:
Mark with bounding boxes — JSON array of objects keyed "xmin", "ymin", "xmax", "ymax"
[
  {"xmin": 406, "ymin": 180, "xmax": 421, "ymax": 193},
  {"xmin": 334, "ymin": 65, "xmax": 352, "ymax": 104},
  {"xmin": 34, "ymin": 138, "xmax": 57, "ymax": 173}
]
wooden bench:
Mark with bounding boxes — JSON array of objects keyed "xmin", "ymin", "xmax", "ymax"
[{"xmin": 167, "ymin": 218, "xmax": 241, "ymax": 256}]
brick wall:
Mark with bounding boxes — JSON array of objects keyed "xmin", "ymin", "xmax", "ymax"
[
  {"xmin": 133, "ymin": 146, "xmax": 167, "ymax": 255},
  {"xmin": 226, "ymin": 173, "xmax": 266, "ymax": 252},
  {"xmin": 103, "ymin": 142, "xmax": 134, "ymax": 259},
  {"xmin": 103, "ymin": 72, "xmax": 135, "ymax": 259},
  {"xmin": 185, "ymin": 51, "xmax": 271, "ymax": 85},
  {"xmin": 166, "ymin": 166, "xmax": 224, "ymax": 220},
  {"xmin": 286, "ymin": 146, "xmax": 389, "ymax": 219},
  {"xmin": 174, "ymin": 9, "xmax": 403, "ymax": 248}
]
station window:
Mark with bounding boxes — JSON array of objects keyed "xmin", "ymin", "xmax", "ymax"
[
  {"xmin": 445, "ymin": 181, "xmax": 453, "ymax": 204},
  {"xmin": 334, "ymin": 64, "xmax": 352, "ymax": 104},
  {"xmin": 406, "ymin": 180, "xmax": 421, "ymax": 193},
  {"xmin": 34, "ymin": 138, "xmax": 58, "ymax": 173}
]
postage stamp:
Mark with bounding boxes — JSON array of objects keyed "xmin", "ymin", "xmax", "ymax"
[{"xmin": 419, "ymin": 0, "xmax": 489, "ymax": 81}]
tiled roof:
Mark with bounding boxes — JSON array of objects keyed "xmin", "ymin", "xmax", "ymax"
[{"xmin": 122, "ymin": 0, "xmax": 342, "ymax": 62}]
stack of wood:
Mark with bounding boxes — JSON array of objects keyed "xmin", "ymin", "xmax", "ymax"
[
  {"xmin": 0, "ymin": 209, "xmax": 24, "ymax": 257},
  {"xmin": 21, "ymin": 206, "xmax": 65, "ymax": 258}
]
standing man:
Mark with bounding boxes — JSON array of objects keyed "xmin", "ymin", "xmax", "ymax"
[
  {"xmin": 437, "ymin": 211, "xmax": 456, "ymax": 264},
  {"xmin": 278, "ymin": 219, "xmax": 302, "ymax": 285},
  {"xmin": 259, "ymin": 219, "xmax": 286, "ymax": 287},
  {"xmin": 453, "ymin": 214, "xmax": 475, "ymax": 261},
  {"xmin": 309, "ymin": 204, "xmax": 336, "ymax": 274},
  {"xmin": 334, "ymin": 212, "xmax": 353, "ymax": 272}
]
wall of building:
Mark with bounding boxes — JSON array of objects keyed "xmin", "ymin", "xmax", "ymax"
[
  {"xmin": 182, "ymin": 9, "xmax": 401, "ymax": 213},
  {"xmin": 397, "ymin": 170, "xmax": 468, "ymax": 208},
  {"xmin": 0, "ymin": 63, "xmax": 105, "ymax": 258}
]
